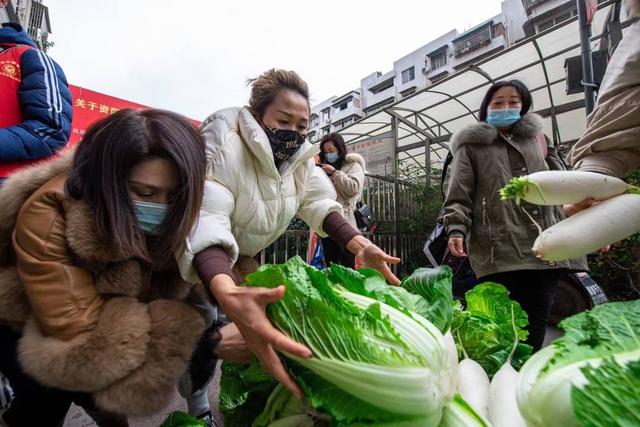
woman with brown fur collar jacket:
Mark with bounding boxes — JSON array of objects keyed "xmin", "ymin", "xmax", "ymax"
[
  {"xmin": 0, "ymin": 110, "xmax": 214, "ymax": 425},
  {"xmin": 443, "ymin": 81, "xmax": 586, "ymax": 352}
]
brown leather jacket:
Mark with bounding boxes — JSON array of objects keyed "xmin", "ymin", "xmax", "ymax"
[{"xmin": 0, "ymin": 153, "xmax": 206, "ymax": 416}]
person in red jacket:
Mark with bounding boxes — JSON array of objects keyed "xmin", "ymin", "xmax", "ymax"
[{"xmin": 0, "ymin": 22, "xmax": 72, "ymax": 184}]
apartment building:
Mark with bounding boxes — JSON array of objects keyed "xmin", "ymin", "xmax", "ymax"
[
  {"xmin": 310, "ymin": 0, "xmax": 528, "ymax": 139},
  {"xmin": 1, "ymin": 0, "xmax": 53, "ymax": 51}
]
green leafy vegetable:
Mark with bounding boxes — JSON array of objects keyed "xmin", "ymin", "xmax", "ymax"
[
  {"xmin": 452, "ymin": 282, "xmax": 533, "ymax": 376},
  {"xmin": 572, "ymin": 359, "xmax": 640, "ymax": 427},
  {"xmin": 160, "ymin": 411, "xmax": 207, "ymax": 427},
  {"xmin": 244, "ymin": 256, "xmax": 453, "ymax": 425},
  {"xmin": 327, "ymin": 264, "xmax": 453, "ymax": 332},
  {"xmin": 400, "ymin": 266, "xmax": 454, "ymax": 332},
  {"xmin": 253, "ymin": 384, "xmax": 311, "ymax": 427},
  {"xmin": 219, "ymin": 362, "xmax": 278, "ymax": 427},
  {"xmin": 516, "ymin": 300, "xmax": 640, "ymax": 427},
  {"xmin": 438, "ymin": 394, "xmax": 490, "ymax": 427}
]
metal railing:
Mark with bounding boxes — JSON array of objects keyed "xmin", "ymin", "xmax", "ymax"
[{"xmin": 257, "ymin": 174, "xmax": 428, "ymax": 275}]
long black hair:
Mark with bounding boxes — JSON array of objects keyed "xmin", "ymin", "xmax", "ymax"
[
  {"xmin": 66, "ymin": 109, "xmax": 206, "ymax": 263},
  {"xmin": 478, "ymin": 80, "xmax": 533, "ymax": 122},
  {"xmin": 319, "ymin": 133, "xmax": 347, "ymax": 170}
]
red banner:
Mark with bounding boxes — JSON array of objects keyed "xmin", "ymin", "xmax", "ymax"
[{"xmin": 68, "ymin": 85, "xmax": 200, "ymax": 146}]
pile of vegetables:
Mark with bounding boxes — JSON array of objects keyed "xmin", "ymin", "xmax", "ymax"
[
  {"xmin": 218, "ymin": 257, "xmax": 639, "ymax": 426},
  {"xmin": 224, "ymin": 256, "xmax": 454, "ymax": 426},
  {"xmin": 517, "ymin": 299, "xmax": 640, "ymax": 427},
  {"xmin": 219, "ymin": 257, "xmax": 551, "ymax": 426},
  {"xmin": 499, "ymin": 170, "xmax": 640, "ymax": 261}
]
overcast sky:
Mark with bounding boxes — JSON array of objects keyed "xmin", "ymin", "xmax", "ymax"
[{"xmin": 44, "ymin": 0, "xmax": 505, "ymax": 121}]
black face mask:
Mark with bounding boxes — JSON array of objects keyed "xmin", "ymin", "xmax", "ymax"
[{"xmin": 264, "ymin": 126, "xmax": 306, "ymax": 166}]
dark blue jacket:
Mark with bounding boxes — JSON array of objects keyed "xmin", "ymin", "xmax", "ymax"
[{"xmin": 0, "ymin": 23, "xmax": 72, "ymax": 166}]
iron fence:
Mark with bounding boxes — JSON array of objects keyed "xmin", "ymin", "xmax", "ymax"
[{"xmin": 257, "ymin": 174, "xmax": 429, "ymax": 275}]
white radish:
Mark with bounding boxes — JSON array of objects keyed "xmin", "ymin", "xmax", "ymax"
[
  {"xmin": 533, "ymin": 194, "xmax": 640, "ymax": 261},
  {"xmin": 455, "ymin": 330, "xmax": 490, "ymax": 419},
  {"xmin": 457, "ymin": 359, "xmax": 490, "ymax": 419},
  {"xmin": 499, "ymin": 170, "xmax": 636, "ymax": 206},
  {"xmin": 488, "ymin": 307, "xmax": 527, "ymax": 427},
  {"xmin": 489, "ymin": 360, "xmax": 526, "ymax": 427}
]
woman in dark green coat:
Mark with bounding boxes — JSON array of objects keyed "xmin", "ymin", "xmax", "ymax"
[{"xmin": 442, "ymin": 80, "xmax": 586, "ymax": 351}]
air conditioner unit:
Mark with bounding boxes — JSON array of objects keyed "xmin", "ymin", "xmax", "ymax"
[{"xmin": 422, "ymin": 67, "xmax": 430, "ymax": 75}]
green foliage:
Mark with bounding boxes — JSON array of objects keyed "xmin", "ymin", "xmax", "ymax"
[{"xmin": 452, "ymin": 283, "xmax": 533, "ymax": 376}]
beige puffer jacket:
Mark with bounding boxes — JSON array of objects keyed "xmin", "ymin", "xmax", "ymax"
[
  {"xmin": 569, "ymin": 18, "xmax": 640, "ymax": 178},
  {"xmin": 329, "ymin": 153, "xmax": 366, "ymax": 229}
]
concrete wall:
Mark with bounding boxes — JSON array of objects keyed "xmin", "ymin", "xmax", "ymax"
[
  {"xmin": 502, "ymin": 0, "xmax": 528, "ymax": 42},
  {"xmin": 393, "ymin": 30, "xmax": 459, "ymax": 96},
  {"xmin": 360, "ymin": 69, "xmax": 396, "ymax": 110},
  {"xmin": 526, "ymin": 0, "xmax": 567, "ymax": 18}
]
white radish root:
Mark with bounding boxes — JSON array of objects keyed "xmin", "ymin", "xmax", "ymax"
[
  {"xmin": 457, "ymin": 358, "xmax": 490, "ymax": 419},
  {"xmin": 488, "ymin": 307, "xmax": 527, "ymax": 427},
  {"xmin": 533, "ymin": 194, "xmax": 640, "ymax": 261}
]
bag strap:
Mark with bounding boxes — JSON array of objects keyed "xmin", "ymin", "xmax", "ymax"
[{"xmin": 440, "ymin": 152, "xmax": 454, "ymax": 198}]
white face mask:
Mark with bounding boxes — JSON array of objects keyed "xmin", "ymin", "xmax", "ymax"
[{"xmin": 325, "ymin": 152, "xmax": 339, "ymax": 164}]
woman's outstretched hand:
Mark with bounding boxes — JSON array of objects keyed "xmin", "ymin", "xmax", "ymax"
[
  {"xmin": 210, "ymin": 274, "xmax": 312, "ymax": 399},
  {"xmin": 346, "ymin": 235, "xmax": 401, "ymax": 285}
]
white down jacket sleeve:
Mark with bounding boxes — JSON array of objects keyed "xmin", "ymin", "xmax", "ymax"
[
  {"xmin": 177, "ymin": 179, "xmax": 239, "ymax": 284},
  {"xmin": 297, "ymin": 162, "xmax": 343, "ymax": 237}
]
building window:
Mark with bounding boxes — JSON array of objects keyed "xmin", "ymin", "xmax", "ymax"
[
  {"xmin": 429, "ymin": 49, "xmax": 448, "ymax": 70},
  {"xmin": 322, "ymin": 126, "xmax": 330, "ymax": 136},
  {"xmin": 537, "ymin": 19, "xmax": 554, "ymax": 32},
  {"xmin": 454, "ymin": 26, "xmax": 492, "ymax": 57},
  {"xmin": 339, "ymin": 101, "xmax": 349, "ymax": 111},
  {"xmin": 555, "ymin": 11, "xmax": 572, "ymax": 23},
  {"xmin": 321, "ymin": 108, "xmax": 331, "ymax": 123},
  {"xmin": 369, "ymin": 78, "xmax": 394, "ymax": 94},
  {"xmin": 401, "ymin": 67, "xmax": 415, "ymax": 84},
  {"xmin": 28, "ymin": 2, "xmax": 45, "ymax": 41},
  {"xmin": 310, "ymin": 113, "xmax": 319, "ymax": 128},
  {"xmin": 537, "ymin": 8, "xmax": 577, "ymax": 33},
  {"xmin": 401, "ymin": 87, "xmax": 416, "ymax": 98}
]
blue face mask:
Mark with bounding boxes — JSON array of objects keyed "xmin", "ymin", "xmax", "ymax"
[
  {"xmin": 324, "ymin": 152, "xmax": 339, "ymax": 164},
  {"xmin": 132, "ymin": 200, "xmax": 168, "ymax": 236},
  {"xmin": 486, "ymin": 108, "xmax": 521, "ymax": 128}
]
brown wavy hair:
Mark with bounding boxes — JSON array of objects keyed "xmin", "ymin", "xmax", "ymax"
[
  {"xmin": 66, "ymin": 109, "xmax": 206, "ymax": 263},
  {"xmin": 248, "ymin": 68, "xmax": 310, "ymax": 119}
]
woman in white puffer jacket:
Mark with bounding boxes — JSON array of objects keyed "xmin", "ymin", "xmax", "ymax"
[
  {"xmin": 178, "ymin": 69, "xmax": 401, "ymax": 398},
  {"xmin": 318, "ymin": 132, "xmax": 366, "ymax": 268}
]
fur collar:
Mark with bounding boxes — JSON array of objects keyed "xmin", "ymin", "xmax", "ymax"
[
  {"xmin": 0, "ymin": 152, "xmax": 190, "ymax": 299},
  {"xmin": 0, "ymin": 150, "xmax": 140, "ymax": 266},
  {"xmin": 344, "ymin": 153, "xmax": 366, "ymax": 170},
  {"xmin": 450, "ymin": 113, "xmax": 545, "ymax": 154},
  {"xmin": 0, "ymin": 150, "xmax": 75, "ymax": 264}
]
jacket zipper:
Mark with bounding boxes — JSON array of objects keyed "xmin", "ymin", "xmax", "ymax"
[{"xmin": 482, "ymin": 196, "xmax": 496, "ymax": 264}]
